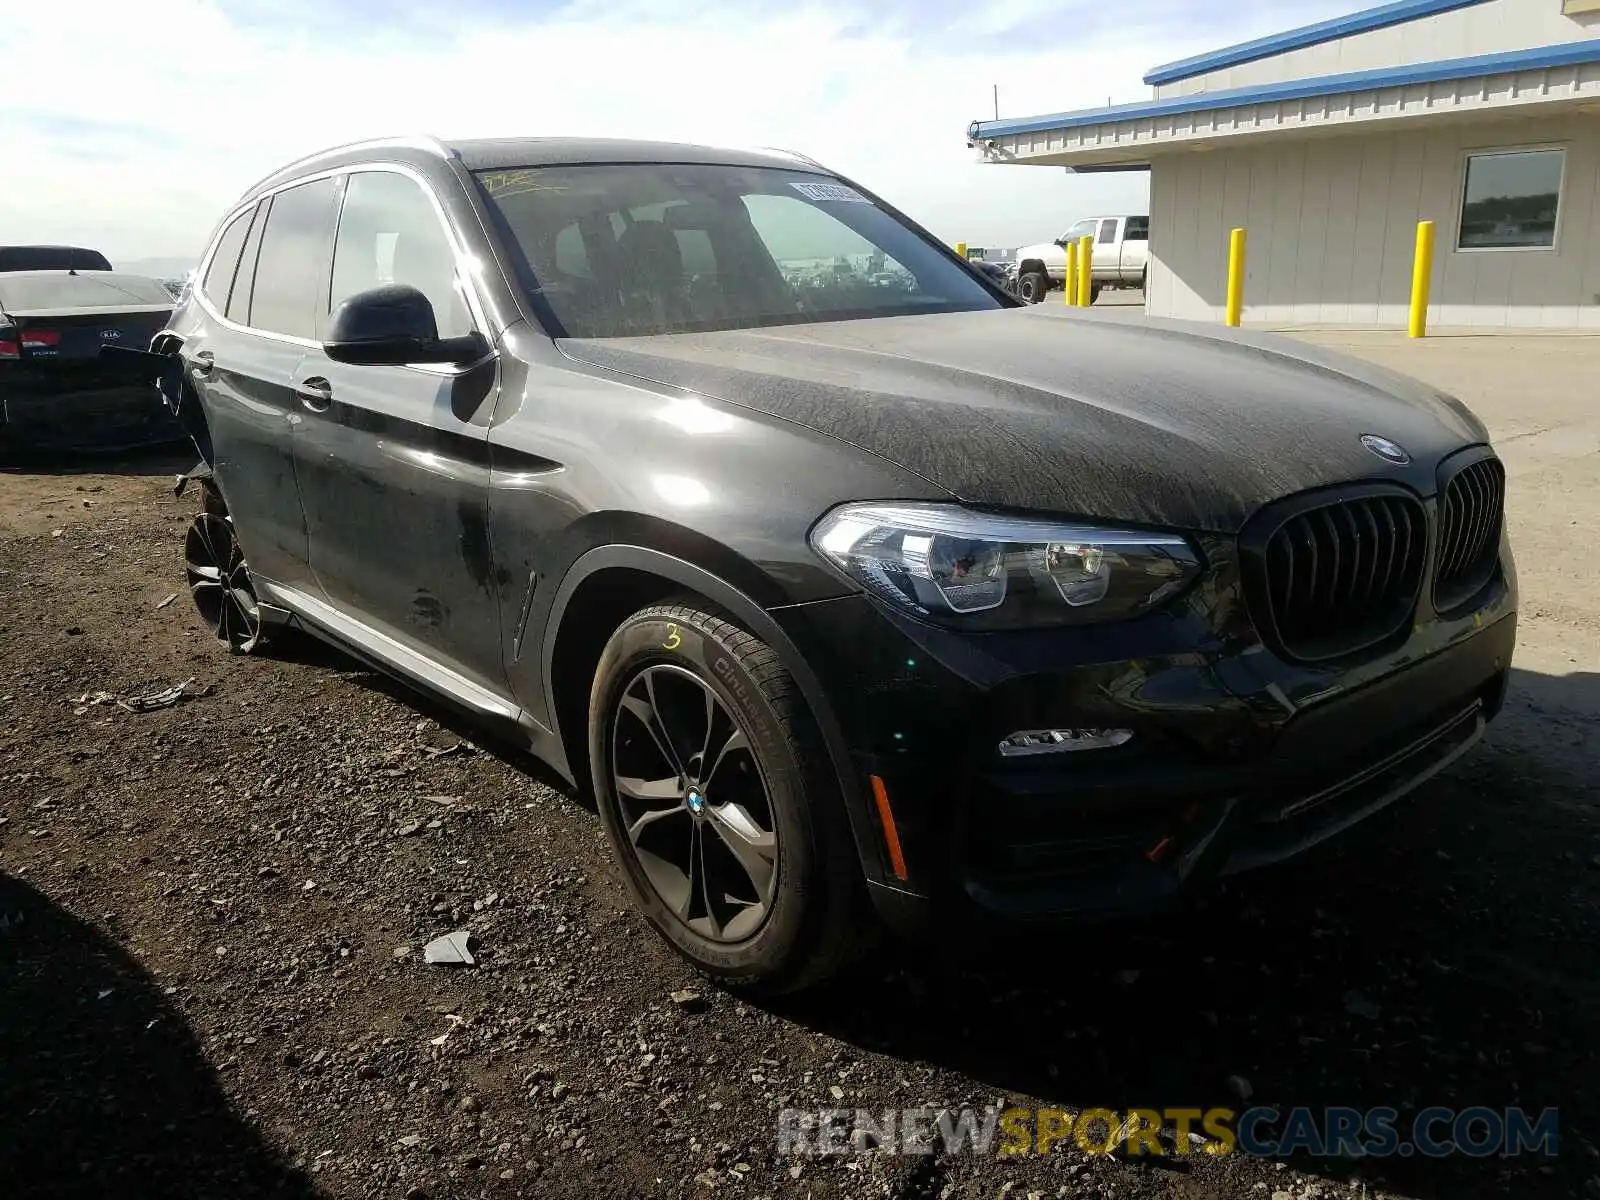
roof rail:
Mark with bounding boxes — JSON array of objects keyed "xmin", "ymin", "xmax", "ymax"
[
  {"xmin": 752, "ymin": 145, "xmax": 828, "ymax": 171},
  {"xmin": 238, "ymin": 135, "xmax": 453, "ymax": 200}
]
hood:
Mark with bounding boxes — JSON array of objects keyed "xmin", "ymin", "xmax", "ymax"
[{"xmin": 559, "ymin": 307, "xmax": 1487, "ymax": 533}]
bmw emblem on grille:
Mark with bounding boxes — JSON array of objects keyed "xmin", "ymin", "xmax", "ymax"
[{"xmin": 1360, "ymin": 434, "xmax": 1410, "ymax": 465}]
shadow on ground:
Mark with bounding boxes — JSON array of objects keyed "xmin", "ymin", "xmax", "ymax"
[
  {"xmin": 220, "ymin": 609, "xmax": 1598, "ymax": 1197},
  {"xmin": 770, "ymin": 665, "xmax": 1599, "ymax": 1199},
  {"xmin": 0, "ymin": 871, "xmax": 319, "ymax": 1200}
]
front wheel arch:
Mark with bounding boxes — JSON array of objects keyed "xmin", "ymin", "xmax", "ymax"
[{"xmin": 541, "ymin": 546, "xmax": 887, "ymax": 888}]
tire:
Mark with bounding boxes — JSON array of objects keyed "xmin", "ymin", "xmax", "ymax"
[
  {"xmin": 588, "ymin": 601, "xmax": 860, "ymax": 993},
  {"xmin": 1090, "ymin": 282, "xmax": 1102, "ymax": 305},
  {"xmin": 1140, "ymin": 266, "xmax": 1148, "ymax": 294},
  {"xmin": 1016, "ymin": 269, "xmax": 1049, "ymax": 304},
  {"xmin": 197, "ymin": 478, "xmax": 228, "ymax": 517},
  {"xmin": 183, "ymin": 479, "xmax": 268, "ymax": 654}
]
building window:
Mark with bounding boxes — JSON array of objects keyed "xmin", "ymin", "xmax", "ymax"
[{"xmin": 1457, "ymin": 148, "xmax": 1564, "ymax": 251}]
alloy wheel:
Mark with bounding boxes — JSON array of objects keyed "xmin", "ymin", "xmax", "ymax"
[
  {"xmin": 610, "ymin": 663, "xmax": 778, "ymax": 943},
  {"xmin": 184, "ymin": 512, "xmax": 263, "ymax": 653}
]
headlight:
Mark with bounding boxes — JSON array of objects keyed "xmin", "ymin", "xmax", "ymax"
[{"xmin": 810, "ymin": 502, "xmax": 1201, "ymax": 630}]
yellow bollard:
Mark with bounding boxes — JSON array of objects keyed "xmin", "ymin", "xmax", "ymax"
[
  {"xmin": 955, "ymin": 241, "xmax": 968, "ymax": 260},
  {"xmin": 1225, "ymin": 227, "xmax": 1247, "ymax": 327},
  {"xmin": 1064, "ymin": 240, "xmax": 1078, "ymax": 307},
  {"xmin": 1077, "ymin": 235, "xmax": 1094, "ymax": 306},
  {"xmin": 1408, "ymin": 220, "xmax": 1435, "ymax": 338}
]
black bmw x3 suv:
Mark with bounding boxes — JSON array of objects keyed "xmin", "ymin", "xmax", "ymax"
[{"xmin": 148, "ymin": 135, "xmax": 1516, "ymax": 991}]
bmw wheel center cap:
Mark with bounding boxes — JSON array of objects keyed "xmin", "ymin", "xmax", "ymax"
[{"xmin": 686, "ymin": 788, "xmax": 705, "ymax": 814}]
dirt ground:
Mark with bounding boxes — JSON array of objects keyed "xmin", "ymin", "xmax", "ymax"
[{"xmin": 2, "ymin": 333, "xmax": 1597, "ymax": 1200}]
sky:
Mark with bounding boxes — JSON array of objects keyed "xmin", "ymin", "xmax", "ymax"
[{"xmin": 0, "ymin": 0, "xmax": 1360, "ymax": 268}]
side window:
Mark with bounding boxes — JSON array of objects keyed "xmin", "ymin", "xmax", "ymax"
[
  {"xmin": 331, "ymin": 171, "xmax": 472, "ymax": 338},
  {"xmin": 742, "ymin": 193, "xmax": 912, "ymax": 290},
  {"xmin": 228, "ymin": 202, "xmax": 266, "ymax": 324},
  {"xmin": 250, "ymin": 179, "xmax": 337, "ymax": 339},
  {"xmin": 1124, "ymin": 216, "xmax": 1149, "ymax": 241},
  {"xmin": 201, "ymin": 208, "xmax": 253, "ymax": 310},
  {"xmin": 553, "ymin": 223, "xmax": 590, "ymax": 277},
  {"xmin": 673, "ymin": 228, "xmax": 717, "ymax": 279},
  {"xmin": 1098, "ymin": 218, "xmax": 1118, "ymax": 244}
]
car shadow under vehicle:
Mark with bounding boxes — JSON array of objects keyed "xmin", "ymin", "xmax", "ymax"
[
  {"xmin": 0, "ymin": 870, "xmax": 320, "ymax": 1199},
  {"xmin": 763, "ymin": 664, "xmax": 1598, "ymax": 1199}
]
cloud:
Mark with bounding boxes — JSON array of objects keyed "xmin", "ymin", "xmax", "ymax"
[{"xmin": 0, "ymin": 0, "xmax": 1354, "ymax": 262}]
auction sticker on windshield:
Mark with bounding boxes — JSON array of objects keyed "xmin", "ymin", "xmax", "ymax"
[{"xmin": 790, "ymin": 181, "xmax": 871, "ymax": 204}]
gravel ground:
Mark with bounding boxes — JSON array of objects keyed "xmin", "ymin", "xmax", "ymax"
[{"xmin": 2, "ymin": 375, "xmax": 1597, "ymax": 1200}]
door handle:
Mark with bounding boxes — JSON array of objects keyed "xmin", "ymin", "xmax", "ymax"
[
  {"xmin": 295, "ymin": 376, "xmax": 333, "ymax": 412},
  {"xmin": 190, "ymin": 350, "xmax": 215, "ymax": 377}
]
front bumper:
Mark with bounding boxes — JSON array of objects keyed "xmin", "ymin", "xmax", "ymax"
[{"xmin": 771, "ymin": 541, "xmax": 1516, "ymax": 939}]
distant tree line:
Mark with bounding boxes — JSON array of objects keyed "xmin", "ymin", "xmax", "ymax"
[{"xmin": 1462, "ymin": 191, "xmax": 1558, "ymax": 225}]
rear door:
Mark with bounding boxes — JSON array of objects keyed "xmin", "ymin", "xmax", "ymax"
[
  {"xmin": 1121, "ymin": 216, "xmax": 1149, "ymax": 283},
  {"xmin": 185, "ymin": 180, "xmax": 338, "ymax": 593},
  {"xmin": 291, "ymin": 166, "xmax": 506, "ymax": 697},
  {"xmin": 1095, "ymin": 217, "xmax": 1119, "ymax": 280}
]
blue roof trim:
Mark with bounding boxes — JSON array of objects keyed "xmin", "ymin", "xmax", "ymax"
[
  {"xmin": 969, "ymin": 39, "xmax": 1600, "ymax": 141},
  {"xmin": 1143, "ymin": 0, "xmax": 1493, "ymax": 86}
]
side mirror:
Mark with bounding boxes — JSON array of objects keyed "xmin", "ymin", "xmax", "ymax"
[{"xmin": 323, "ymin": 284, "xmax": 486, "ymax": 366}]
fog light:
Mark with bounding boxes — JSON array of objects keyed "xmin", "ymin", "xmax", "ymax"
[{"xmin": 998, "ymin": 728, "xmax": 1133, "ymax": 758}]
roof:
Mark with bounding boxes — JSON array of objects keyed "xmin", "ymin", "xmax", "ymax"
[
  {"xmin": 234, "ymin": 136, "xmax": 828, "ymax": 208},
  {"xmin": 448, "ymin": 137, "xmax": 821, "ymax": 173},
  {"xmin": 0, "ymin": 244, "xmax": 112, "ymax": 272},
  {"xmin": 970, "ymin": 39, "xmax": 1600, "ymax": 141},
  {"xmin": 1143, "ymin": 0, "xmax": 1493, "ymax": 86}
]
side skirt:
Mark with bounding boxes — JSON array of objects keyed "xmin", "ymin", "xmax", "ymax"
[{"xmin": 255, "ymin": 579, "xmax": 566, "ymax": 772}]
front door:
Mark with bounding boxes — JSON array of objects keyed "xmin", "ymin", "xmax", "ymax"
[{"xmin": 291, "ymin": 168, "xmax": 507, "ymax": 700}]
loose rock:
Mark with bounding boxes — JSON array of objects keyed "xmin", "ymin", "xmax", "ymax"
[{"xmin": 424, "ymin": 931, "xmax": 476, "ymax": 966}]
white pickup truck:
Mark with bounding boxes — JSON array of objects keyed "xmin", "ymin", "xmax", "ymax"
[{"xmin": 1012, "ymin": 215, "xmax": 1148, "ymax": 304}]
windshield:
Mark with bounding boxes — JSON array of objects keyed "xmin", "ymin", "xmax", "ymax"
[
  {"xmin": 1061, "ymin": 219, "xmax": 1098, "ymax": 242},
  {"xmin": 0, "ymin": 272, "xmax": 173, "ymax": 311},
  {"xmin": 476, "ymin": 163, "xmax": 1004, "ymax": 337}
]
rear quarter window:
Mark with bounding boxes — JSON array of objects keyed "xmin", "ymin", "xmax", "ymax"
[{"xmin": 202, "ymin": 210, "xmax": 254, "ymax": 310}]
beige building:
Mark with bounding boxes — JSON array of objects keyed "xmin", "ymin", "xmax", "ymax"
[{"xmin": 971, "ymin": 0, "xmax": 1600, "ymax": 328}]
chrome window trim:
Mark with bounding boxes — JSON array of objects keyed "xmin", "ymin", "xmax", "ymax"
[{"xmin": 192, "ymin": 161, "xmax": 498, "ymax": 374}]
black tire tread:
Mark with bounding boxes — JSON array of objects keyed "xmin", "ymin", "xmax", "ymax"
[{"xmin": 189, "ymin": 479, "xmax": 269, "ymax": 655}]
